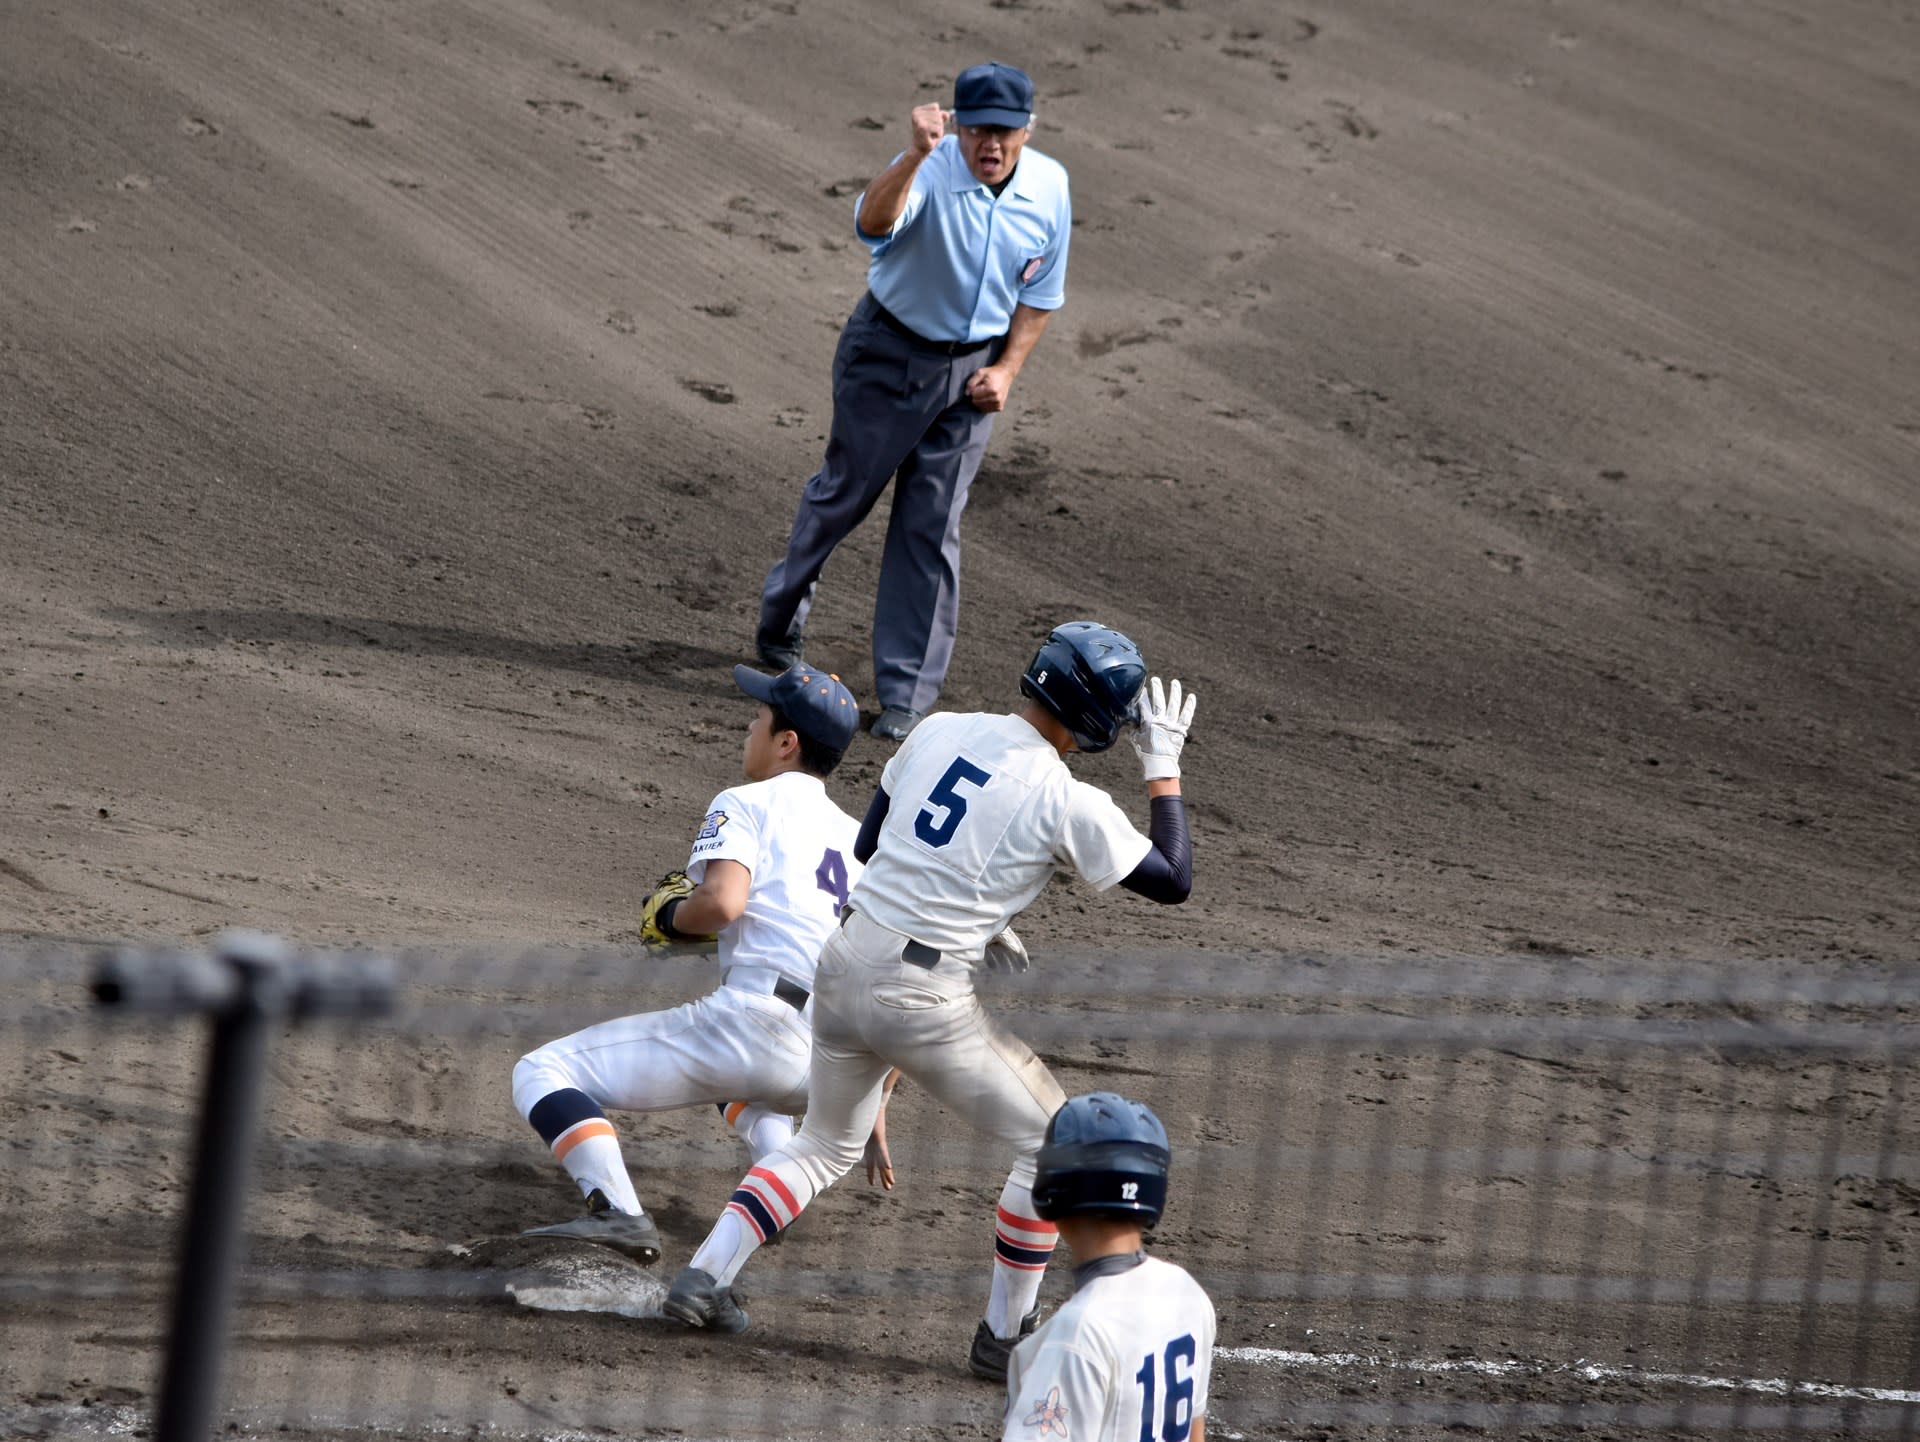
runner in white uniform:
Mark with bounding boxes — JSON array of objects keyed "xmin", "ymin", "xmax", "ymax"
[
  {"xmin": 1004, "ymin": 1093, "xmax": 1216, "ymax": 1442},
  {"xmin": 510, "ymin": 663, "xmax": 864, "ymax": 1263},
  {"xmin": 663, "ymin": 622, "xmax": 1199, "ymax": 1382}
]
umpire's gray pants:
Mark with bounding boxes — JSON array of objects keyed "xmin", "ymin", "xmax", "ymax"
[{"xmin": 758, "ymin": 294, "xmax": 1001, "ymax": 714}]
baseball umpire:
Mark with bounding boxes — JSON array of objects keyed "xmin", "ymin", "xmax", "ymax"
[
  {"xmin": 508, "ymin": 662, "xmax": 863, "ymax": 1260},
  {"xmin": 754, "ymin": 61, "xmax": 1072, "ymax": 741},
  {"xmin": 663, "ymin": 621, "xmax": 1197, "ymax": 1384},
  {"xmin": 1003, "ymin": 1093, "xmax": 1217, "ymax": 1442}
]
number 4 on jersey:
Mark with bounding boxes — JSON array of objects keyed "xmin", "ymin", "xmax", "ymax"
[
  {"xmin": 815, "ymin": 847, "xmax": 849, "ymax": 914},
  {"xmin": 1135, "ymin": 1335, "xmax": 1196, "ymax": 1442}
]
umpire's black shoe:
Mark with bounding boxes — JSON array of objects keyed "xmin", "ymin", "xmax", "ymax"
[
  {"xmin": 966, "ymin": 1306, "xmax": 1040, "ymax": 1382},
  {"xmin": 756, "ymin": 635, "xmax": 804, "ymax": 671},
  {"xmin": 520, "ymin": 1188, "xmax": 662, "ymax": 1265},
  {"xmin": 663, "ymin": 1265, "xmax": 751, "ymax": 1335},
  {"xmin": 870, "ymin": 706, "xmax": 922, "ymax": 742}
]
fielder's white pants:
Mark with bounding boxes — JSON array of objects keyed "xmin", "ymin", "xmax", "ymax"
[{"xmin": 511, "ymin": 981, "xmax": 813, "ymax": 1121}]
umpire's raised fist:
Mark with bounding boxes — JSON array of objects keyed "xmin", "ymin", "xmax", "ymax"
[{"xmin": 911, "ymin": 103, "xmax": 950, "ymax": 156}]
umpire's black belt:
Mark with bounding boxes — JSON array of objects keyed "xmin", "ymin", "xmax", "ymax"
[
  {"xmin": 865, "ymin": 294, "xmax": 997, "ymax": 358},
  {"xmin": 841, "ymin": 905, "xmax": 944, "ymax": 968}
]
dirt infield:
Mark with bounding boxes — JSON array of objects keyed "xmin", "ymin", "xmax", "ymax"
[{"xmin": 2, "ymin": 0, "xmax": 1916, "ymax": 1436}]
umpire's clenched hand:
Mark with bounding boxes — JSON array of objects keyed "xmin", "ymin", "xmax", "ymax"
[
  {"xmin": 911, "ymin": 103, "xmax": 950, "ymax": 157},
  {"xmin": 966, "ymin": 364, "xmax": 1012, "ymax": 412}
]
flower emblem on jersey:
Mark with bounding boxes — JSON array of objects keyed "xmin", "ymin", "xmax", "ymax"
[
  {"xmin": 693, "ymin": 810, "xmax": 728, "ymax": 848},
  {"xmin": 1023, "ymin": 1386, "xmax": 1069, "ymax": 1438}
]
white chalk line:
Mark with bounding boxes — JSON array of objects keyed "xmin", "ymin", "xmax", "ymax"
[
  {"xmin": 501, "ymin": 1272, "xmax": 1920, "ymax": 1409},
  {"xmin": 1220, "ymin": 1345, "xmax": 1920, "ymax": 1405}
]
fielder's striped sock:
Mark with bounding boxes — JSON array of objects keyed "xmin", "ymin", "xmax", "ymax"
[
  {"xmin": 527, "ymin": 1088, "xmax": 644, "ymax": 1216},
  {"xmin": 986, "ymin": 1177, "xmax": 1057, "ymax": 1336},
  {"xmin": 716, "ymin": 1100, "xmax": 797, "ymax": 1162}
]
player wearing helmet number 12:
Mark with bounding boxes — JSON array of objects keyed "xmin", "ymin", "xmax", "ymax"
[
  {"xmin": 1006, "ymin": 1093, "xmax": 1217, "ymax": 1442},
  {"xmin": 664, "ymin": 621, "xmax": 1198, "ymax": 1383}
]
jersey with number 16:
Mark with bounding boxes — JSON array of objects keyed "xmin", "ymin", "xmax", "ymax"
[{"xmin": 1003, "ymin": 1256, "xmax": 1216, "ymax": 1442}]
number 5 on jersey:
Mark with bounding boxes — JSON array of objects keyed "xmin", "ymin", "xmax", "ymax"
[{"xmin": 914, "ymin": 757, "xmax": 993, "ymax": 848}]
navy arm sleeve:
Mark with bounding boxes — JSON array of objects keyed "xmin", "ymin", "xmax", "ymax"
[
  {"xmin": 855, "ymin": 786, "xmax": 891, "ymax": 864},
  {"xmin": 1119, "ymin": 794, "xmax": 1191, "ymax": 903}
]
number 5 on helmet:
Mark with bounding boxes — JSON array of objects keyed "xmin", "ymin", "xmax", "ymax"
[{"xmin": 639, "ymin": 870, "xmax": 719, "ymax": 950}]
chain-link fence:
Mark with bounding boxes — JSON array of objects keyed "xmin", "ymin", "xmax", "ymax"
[{"xmin": 3, "ymin": 938, "xmax": 1914, "ymax": 1439}]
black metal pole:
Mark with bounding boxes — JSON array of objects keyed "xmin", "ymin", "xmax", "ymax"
[{"xmin": 153, "ymin": 938, "xmax": 288, "ymax": 1442}]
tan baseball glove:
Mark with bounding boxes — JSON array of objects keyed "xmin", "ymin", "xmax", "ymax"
[{"xmin": 639, "ymin": 870, "xmax": 718, "ymax": 949}]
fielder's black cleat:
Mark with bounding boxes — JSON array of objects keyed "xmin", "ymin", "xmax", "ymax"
[
  {"xmin": 521, "ymin": 1187, "xmax": 662, "ymax": 1265},
  {"xmin": 966, "ymin": 1306, "xmax": 1040, "ymax": 1382},
  {"xmin": 663, "ymin": 1265, "xmax": 751, "ymax": 1334}
]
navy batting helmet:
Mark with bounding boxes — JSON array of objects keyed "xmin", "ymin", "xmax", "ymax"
[
  {"xmin": 1019, "ymin": 622, "xmax": 1147, "ymax": 753},
  {"xmin": 1031, "ymin": 1092, "xmax": 1172, "ymax": 1225}
]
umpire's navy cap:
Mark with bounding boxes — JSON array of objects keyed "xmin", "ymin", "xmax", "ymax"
[
  {"xmin": 733, "ymin": 663, "xmax": 860, "ymax": 751},
  {"xmin": 953, "ymin": 62, "xmax": 1034, "ymax": 129}
]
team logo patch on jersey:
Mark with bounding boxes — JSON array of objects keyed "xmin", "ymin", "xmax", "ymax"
[
  {"xmin": 1022, "ymin": 1386, "xmax": 1069, "ymax": 1437},
  {"xmin": 693, "ymin": 810, "xmax": 729, "ymax": 845}
]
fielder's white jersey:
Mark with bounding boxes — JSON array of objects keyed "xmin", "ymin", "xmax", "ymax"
[
  {"xmin": 1004, "ymin": 1256, "xmax": 1216, "ymax": 1442},
  {"xmin": 849, "ymin": 712, "xmax": 1153, "ymax": 956},
  {"xmin": 685, "ymin": 771, "xmax": 861, "ymax": 988}
]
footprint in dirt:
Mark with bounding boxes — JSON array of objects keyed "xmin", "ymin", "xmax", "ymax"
[
  {"xmin": 1076, "ymin": 327, "xmax": 1156, "ymax": 360},
  {"xmin": 1326, "ymin": 100, "xmax": 1379, "ymax": 140}
]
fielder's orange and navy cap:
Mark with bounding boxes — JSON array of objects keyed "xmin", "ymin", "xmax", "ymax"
[{"xmin": 732, "ymin": 662, "xmax": 860, "ymax": 751}]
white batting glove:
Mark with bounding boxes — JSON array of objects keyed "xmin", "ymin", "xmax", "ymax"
[
  {"xmin": 1132, "ymin": 676, "xmax": 1197, "ymax": 782},
  {"xmin": 983, "ymin": 925, "xmax": 1030, "ymax": 974}
]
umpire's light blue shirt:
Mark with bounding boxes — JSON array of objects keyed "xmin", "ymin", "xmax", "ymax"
[{"xmin": 856, "ymin": 136, "xmax": 1071, "ymax": 344}]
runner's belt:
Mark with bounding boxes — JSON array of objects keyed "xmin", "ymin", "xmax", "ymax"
[
  {"xmin": 901, "ymin": 940, "xmax": 941, "ymax": 968},
  {"xmin": 841, "ymin": 906, "xmax": 944, "ymax": 968}
]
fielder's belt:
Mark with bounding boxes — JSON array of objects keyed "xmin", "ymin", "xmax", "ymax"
[{"xmin": 726, "ymin": 966, "xmax": 811, "ymax": 1011}]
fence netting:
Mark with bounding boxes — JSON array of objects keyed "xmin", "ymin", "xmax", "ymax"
[{"xmin": 2, "ymin": 942, "xmax": 1914, "ymax": 1439}]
